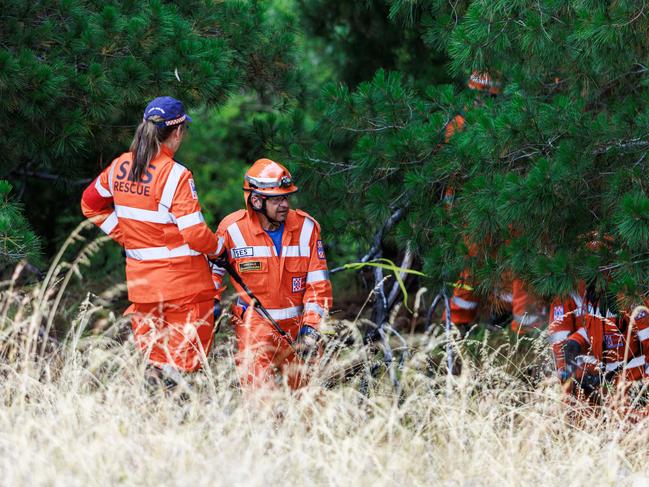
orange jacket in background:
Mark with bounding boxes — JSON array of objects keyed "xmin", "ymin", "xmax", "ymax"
[
  {"xmin": 548, "ymin": 286, "xmax": 588, "ymax": 375},
  {"xmin": 81, "ymin": 145, "xmax": 221, "ymax": 303},
  {"xmin": 566, "ymin": 311, "xmax": 649, "ymax": 382}
]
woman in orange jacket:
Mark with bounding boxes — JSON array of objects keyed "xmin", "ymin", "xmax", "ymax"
[{"xmin": 81, "ymin": 96, "xmax": 222, "ymax": 378}]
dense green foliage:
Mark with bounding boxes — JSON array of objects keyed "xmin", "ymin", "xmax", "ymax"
[
  {"xmin": 290, "ymin": 0, "xmax": 649, "ymax": 302},
  {"xmin": 0, "ymin": 181, "xmax": 40, "ymax": 266},
  {"xmin": 0, "ymin": 0, "xmax": 296, "ymax": 256},
  {"xmin": 5, "ymin": 0, "xmax": 649, "ymax": 304}
]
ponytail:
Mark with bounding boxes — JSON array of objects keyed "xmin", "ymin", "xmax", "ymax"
[{"xmin": 129, "ymin": 118, "xmax": 181, "ymax": 181}]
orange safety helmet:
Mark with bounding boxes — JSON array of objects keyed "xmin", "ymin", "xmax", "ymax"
[
  {"xmin": 580, "ymin": 231, "xmax": 615, "ymax": 253},
  {"xmin": 468, "ymin": 71, "xmax": 502, "ymax": 95},
  {"xmin": 243, "ymin": 158, "xmax": 299, "ymax": 197}
]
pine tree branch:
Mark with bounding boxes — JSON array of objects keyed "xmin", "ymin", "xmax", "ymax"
[
  {"xmin": 12, "ymin": 170, "xmax": 91, "ymax": 186},
  {"xmin": 593, "ymin": 136, "xmax": 649, "ymax": 155},
  {"xmin": 330, "ymin": 207, "xmax": 406, "ymax": 273}
]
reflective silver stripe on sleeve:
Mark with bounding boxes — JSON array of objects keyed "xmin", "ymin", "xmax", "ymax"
[
  {"xmin": 267, "ymin": 305, "xmax": 304, "ymax": 321},
  {"xmin": 227, "ymin": 222, "xmax": 247, "ymax": 248},
  {"xmin": 95, "ymin": 177, "xmax": 112, "ymax": 198},
  {"xmin": 625, "ymin": 356, "xmax": 646, "ymax": 369},
  {"xmin": 548, "ymin": 330, "xmax": 570, "ymax": 345},
  {"xmin": 299, "ymin": 218, "xmax": 314, "ymax": 256},
  {"xmin": 576, "ymin": 355, "xmax": 599, "ymax": 366},
  {"xmin": 213, "ymin": 281, "xmax": 221, "ymax": 290},
  {"xmin": 99, "ymin": 212, "xmax": 118, "ymax": 235},
  {"xmin": 124, "ymin": 244, "xmax": 201, "ymax": 261},
  {"xmin": 637, "ymin": 328, "xmax": 649, "ymax": 341},
  {"xmin": 159, "ymin": 163, "xmax": 186, "ymax": 209},
  {"xmin": 115, "ymin": 205, "xmax": 175, "ymax": 224},
  {"xmin": 215, "ymin": 236, "xmax": 224, "ymax": 256},
  {"xmin": 576, "ymin": 327, "xmax": 590, "ymax": 344},
  {"xmin": 306, "ymin": 270, "xmax": 329, "ymax": 283},
  {"xmin": 209, "ymin": 259, "xmax": 226, "ymax": 275},
  {"xmin": 304, "ymin": 302, "xmax": 325, "ymax": 317},
  {"xmin": 605, "ymin": 360, "xmax": 624, "ymax": 372},
  {"xmin": 499, "ymin": 293, "xmax": 513, "ymax": 303},
  {"xmin": 211, "ymin": 267, "xmax": 226, "ymax": 276},
  {"xmin": 176, "ymin": 211, "xmax": 205, "ymax": 230},
  {"xmin": 451, "ymin": 296, "xmax": 479, "ymax": 310}
]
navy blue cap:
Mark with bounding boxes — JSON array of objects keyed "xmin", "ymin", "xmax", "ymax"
[{"xmin": 143, "ymin": 96, "xmax": 192, "ymax": 127}]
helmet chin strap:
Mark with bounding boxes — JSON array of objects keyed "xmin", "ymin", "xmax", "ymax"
[{"xmin": 249, "ymin": 193, "xmax": 280, "ymax": 226}]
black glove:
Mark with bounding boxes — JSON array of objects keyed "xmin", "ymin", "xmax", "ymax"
[
  {"xmin": 562, "ymin": 339, "xmax": 582, "ymax": 377},
  {"xmin": 295, "ymin": 325, "xmax": 320, "ymax": 359},
  {"xmin": 213, "ymin": 300, "xmax": 222, "ymax": 321},
  {"xmin": 577, "ymin": 372, "xmax": 602, "ymax": 396}
]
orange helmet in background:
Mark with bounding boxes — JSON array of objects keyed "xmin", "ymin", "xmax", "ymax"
[
  {"xmin": 243, "ymin": 158, "xmax": 299, "ymax": 197},
  {"xmin": 468, "ymin": 71, "xmax": 502, "ymax": 95},
  {"xmin": 580, "ymin": 231, "xmax": 615, "ymax": 253}
]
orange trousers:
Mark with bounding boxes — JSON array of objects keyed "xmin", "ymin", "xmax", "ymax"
[
  {"xmin": 234, "ymin": 307, "xmax": 308, "ymax": 390},
  {"xmin": 127, "ymin": 299, "xmax": 215, "ymax": 372}
]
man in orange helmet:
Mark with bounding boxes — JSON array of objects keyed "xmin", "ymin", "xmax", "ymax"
[{"xmin": 212, "ymin": 158, "xmax": 333, "ymax": 390}]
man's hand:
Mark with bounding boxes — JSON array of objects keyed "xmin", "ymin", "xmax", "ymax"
[{"xmin": 295, "ymin": 325, "xmax": 320, "ymax": 359}]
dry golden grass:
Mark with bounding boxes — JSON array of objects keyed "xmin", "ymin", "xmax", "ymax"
[{"xmin": 1, "ymin": 225, "xmax": 649, "ymax": 486}]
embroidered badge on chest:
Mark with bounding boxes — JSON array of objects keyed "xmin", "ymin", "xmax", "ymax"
[
  {"xmin": 232, "ymin": 247, "xmax": 254, "ymax": 259},
  {"xmin": 239, "ymin": 261, "xmax": 262, "ymax": 272},
  {"xmin": 292, "ymin": 276, "xmax": 306, "ymax": 293},
  {"xmin": 317, "ymin": 240, "xmax": 326, "ymax": 260}
]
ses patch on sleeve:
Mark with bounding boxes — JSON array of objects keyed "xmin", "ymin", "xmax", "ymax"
[
  {"xmin": 188, "ymin": 178, "xmax": 198, "ymax": 199},
  {"xmin": 553, "ymin": 305, "xmax": 564, "ymax": 321},
  {"xmin": 317, "ymin": 240, "xmax": 326, "ymax": 259}
]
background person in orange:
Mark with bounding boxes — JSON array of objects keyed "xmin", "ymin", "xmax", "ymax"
[
  {"xmin": 554, "ymin": 285, "xmax": 649, "ymax": 405},
  {"xmin": 446, "ymin": 72, "xmax": 545, "ymax": 335},
  {"xmin": 212, "ymin": 159, "xmax": 333, "ymax": 390},
  {"xmin": 81, "ymin": 96, "xmax": 222, "ymax": 383},
  {"xmin": 548, "ymin": 234, "xmax": 649, "ymax": 407}
]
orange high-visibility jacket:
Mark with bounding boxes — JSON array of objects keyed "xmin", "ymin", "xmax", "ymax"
[
  {"xmin": 548, "ymin": 288, "xmax": 589, "ymax": 375},
  {"xmin": 565, "ymin": 309, "xmax": 649, "ymax": 381},
  {"xmin": 81, "ymin": 145, "xmax": 221, "ymax": 303},
  {"xmin": 213, "ymin": 208, "xmax": 332, "ymax": 328}
]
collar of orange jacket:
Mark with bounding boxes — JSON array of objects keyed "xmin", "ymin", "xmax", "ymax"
[
  {"xmin": 245, "ymin": 207, "xmax": 301, "ymax": 236},
  {"xmin": 159, "ymin": 144, "xmax": 175, "ymax": 159}
]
